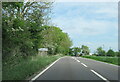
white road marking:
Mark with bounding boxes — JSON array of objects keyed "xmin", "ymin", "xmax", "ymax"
[
  {"xmin": 91, "ymin": 70, "xmax": 110, "ymax": 82},
  {"xmin": 79, "ymin": 57, "xmax": 119, "ymax": 67},
  {"xmin": 81, "ymin": 63, "xmax": 88, "ymax": 67},
  {"xmin": 30, "ymin": 57, "xmax": 63, "ymax": 82},
  {"xmin": 71, "ymin": 57, "xmax": 80, "ymax": 62},
  {"xmin": 74, "ymin": 58, "xmax": 77, "ymax": 61},
  {"xmin": 74, "ymin": 58, "xmax": 80, "ymax": 62},
  {"xmin": 71, "ymin": 57, "xmax": 75, "ymax": 59},
  {"xmin": 76, "ymin": 60, "xmax": 80, "ymax": 62}
]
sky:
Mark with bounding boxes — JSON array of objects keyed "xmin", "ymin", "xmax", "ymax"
[{"xmin": 51, "ymin": 1, "xmax": 118, "ymax": 53}]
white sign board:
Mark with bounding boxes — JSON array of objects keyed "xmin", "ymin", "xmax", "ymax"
[{"xmin": 38, "ymin": 48, "xmax": 48, "ymax": 51}]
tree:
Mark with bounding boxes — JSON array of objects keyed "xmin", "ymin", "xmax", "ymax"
[
  {"xmin": 2, "ymin": 2, "xmax": 53, "ymax": 63},
  {"xmin": 72, "ymin": 47, "xmax": 81, "ymax": 56},
  {"xmin": 96, "ymin": 47, "xmax": 106, "ymax": 56},
  {"xmin": 81, "ymin": 45, "xmax": 90, "ymax": 55},
  {"xmin": 40, "ymin": 26, "xmax": 72, "ymax": 55},
  {"xmin": 106, "ymin": 49, "xmax": 115, "ymax": 57},
  {"xmin": 115, "ymin": 51, "xmax": 120, "ymax": 57},
  {"xmin": 68, "ymin": 48, "xmax": 74, "ymax": 56}
]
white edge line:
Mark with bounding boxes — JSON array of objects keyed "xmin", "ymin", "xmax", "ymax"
[
  {"xmin": 81, "ymin": 63, "xmax": 88, "ymax": 67},
  {"xmin": 79, "ymin": 57, "xmax": 119, "ymax": 67},
  {"xmin": 91, "ymin": 70, "xmax": 109, "ymax": 82},
  {"xmin": 30, "ymin": 57, "xmax": 62, "ymax": 82}
]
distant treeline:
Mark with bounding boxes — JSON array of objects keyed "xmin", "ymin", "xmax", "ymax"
[
  {"xmin": 69, "ymin": 46, "xmax": 120, "ymax": 57},
  {"xmin": 2, "ymin": 2, "xmax": 72, "ymax": 65},
  {"xmin": 94, "ymin": 47, "xmax": 120, "ymax": 57}
]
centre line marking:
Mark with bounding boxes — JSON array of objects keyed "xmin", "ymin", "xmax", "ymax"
[
  {"xmin": 71, "ymin": 57, "xmax": 80, "ymax": 63},
  {"xmin": 71, "ymin": 57, "xmax": 74, "ymax": 59},
  {"xmin": 76, "ymin": 60, "xmax": 80, "ymax": 62},
  {"xmin": 81, "ymin": 63, "xmax": 88, "ymax": 67},
  {"xmin": 91, "ymin": 70, "xmax": 110, "ymax": 82}
]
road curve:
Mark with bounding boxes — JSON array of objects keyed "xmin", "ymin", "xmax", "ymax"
[{"xmin": 32, "ymin": 56, "xmax": 119, "ymax": 81}]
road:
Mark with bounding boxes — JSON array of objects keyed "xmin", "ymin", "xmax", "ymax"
[{"xmin": 32, "ymin": 56, "xmax": 119, "ymax": 82}]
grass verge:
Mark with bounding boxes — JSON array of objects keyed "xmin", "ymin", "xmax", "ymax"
[
  {"xmin": 81, "ymin": 55, "xmax": 119, "ymax": 66},
  {"xmin": 3, "ymin": 54, "xmax": 62, "ymax": 80}
]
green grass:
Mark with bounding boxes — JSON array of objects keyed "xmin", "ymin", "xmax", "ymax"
[
  {"xmin": 81, "ymin": 55, "xmax": 119, "ymax": 66},
  {"xmin": 3, "ymin": 54, "xmax": 62, "ymax": 80}
]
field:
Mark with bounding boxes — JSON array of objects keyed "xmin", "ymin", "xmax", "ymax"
[{"xmin": 81, "ymin": 55, "xmax": 119, "ymax": 66}]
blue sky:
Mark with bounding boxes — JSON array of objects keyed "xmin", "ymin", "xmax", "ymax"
[{"xmin": 51, "ymin": 2, "xmax": 118, "ymax": 53}]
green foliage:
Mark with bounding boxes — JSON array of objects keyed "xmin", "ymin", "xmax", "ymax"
[
  {"xmin": 40, "ymin": 26, "xmax": 72, "ymax": 55},
  {"xmin": 68, "ymin": 48, "xmax": 74, "ymax": 56},
  {"xmin": 96, "ymin": 47, "xmax": 106, "ymax": 56},
  {"xmin": 72, "ymin": 47, "xmax": 81, "ymax": 56},
  {"xmin": 2, "ymin": 2, "xmax": 73, "ymax": 80},
  {"xmin": 2, "ymin": 18, "xmax": 33, "ymax": 60},
  {"xmin": 115, "ymin": 52, "xmax": 120, "ymax": 57},
  {"xmin": 2, "ymin": 2, "xmax": 53, "ymax": 62},
  {"xmin": 82, "ymin": 56, "xmax": 119, "ymax": 66},
  {"xmin": 3, "ymin": 55, "xmax": 61, "ymax": 80},
  {"xmin": 68, "ymin": 45, "xmax": 90, "ymax": 56},
  {"xmin": 106, "ymin": 49, "xmax": 115, "ymax": 57},
  {"xmin": 81, "ymin": 45, "xmax": 90, "ymax": 55},
  {"xmin": 2, "ymin": 2, "xmax": 72, "ymax": 65}
]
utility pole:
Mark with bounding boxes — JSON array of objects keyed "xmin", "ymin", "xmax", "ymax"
[{"xmin": 103, "ymin": 44, "xmax": 106, "ymax": 58}]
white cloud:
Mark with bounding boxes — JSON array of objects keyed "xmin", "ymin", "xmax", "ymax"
[
  {"xmin": 53, "ymin": 16, "xmax": 117, "ymax": 36},
  {"xmin": 54, "ymin": 0, "xmax": 119, "ymax": 2},
  {"xmin": 94, "ymin": 5, "xmax": 118, "ymax": 19},
  {"xmin": 52, "ymin": 2, "xmax": 118, "ymax": 52},
  {"xmin": 52, "ymin": 2, "xmax": 118, "ymax": 36}
]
